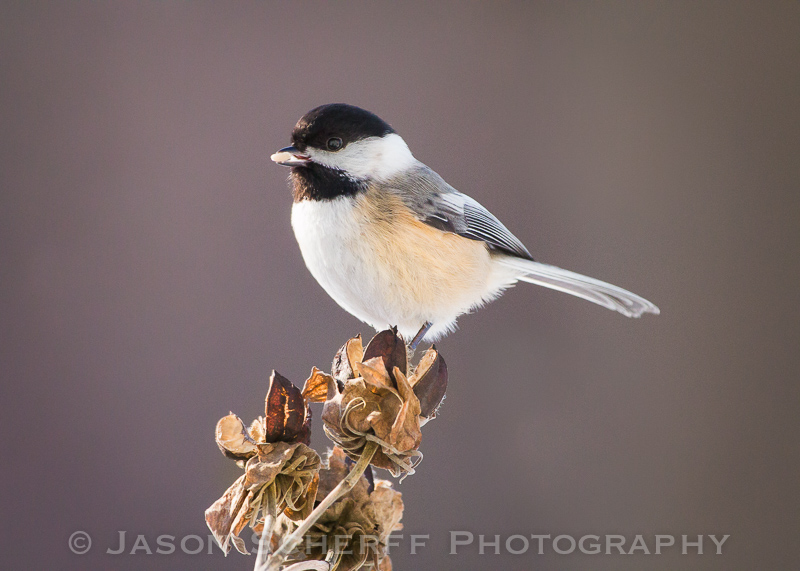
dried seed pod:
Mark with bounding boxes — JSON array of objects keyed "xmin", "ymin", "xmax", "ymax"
[
  {"xmin": 206, "ymin": 373, "xmax": 321, "ymax": 554},
  {"xmin": 321, "ymin": 329, "xmax": 447, "ymax": 477}
]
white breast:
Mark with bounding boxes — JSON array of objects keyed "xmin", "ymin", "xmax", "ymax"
[{"xmin": 291, "ymin": 197, "xmax": 382, "ymax": 327}]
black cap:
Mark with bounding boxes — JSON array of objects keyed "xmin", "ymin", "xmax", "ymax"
[{"xmin": 291, "ymin": 104, "xmax": 395, "ymax": 151}]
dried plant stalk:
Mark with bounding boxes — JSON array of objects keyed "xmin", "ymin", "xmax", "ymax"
[{"xmin": 206, "ymin": 329, "xmax": 446, "ymax": 570}]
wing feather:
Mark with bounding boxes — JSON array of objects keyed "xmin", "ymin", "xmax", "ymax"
[{"xmin": 383, "ymin": 165, "xmax": 533, "ymax": 259}]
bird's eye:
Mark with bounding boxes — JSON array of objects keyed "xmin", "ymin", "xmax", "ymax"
[{"xmin": 326, "ymin": 137, "xmax": 343, "ymax": 151}]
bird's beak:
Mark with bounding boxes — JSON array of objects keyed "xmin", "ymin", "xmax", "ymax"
[{"xmin": 270, "ymin": 146, "xmax": 311, "ymax": 167}]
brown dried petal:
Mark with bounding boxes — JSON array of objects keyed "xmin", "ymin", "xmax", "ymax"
[
  {"xmin": 365, "ymin": 480, "xmax": 404, "ymax": 540},
  {"xmin": 363, "ymin": 329, "xmax": 407, "ymax": 377},
  {"xmin": 332, "ymin": 335, "xmax": 363, "ymax": 383},
  {"xmin": 205, "ymin": 475, "xmax": 250, "ymax": 555},
  {"xmin": 245, "ymin": 441, "xmax": 300, "ymax": 489},
  {"xmin": 410, "ymin": 348, "xmax": 448, "ymax": 418},
  {"xmin": 265, "ymin": 371, "xmax": 306, "ymax": 443},
  {"xmin": 392, "ymin": 367, "xmax": 413, "ymax": 402},
  {"xmin": 410, "ymin": 346, "xmax": 437, "ymax": 385},
  {"xmin": 388, "ymin": 368, "xmax": 422, "ymax": 453},
  {"xmin": 215, "ymin": 414, "xmax": 258, "ymax": 460},
  {"xmin": 347, "ymin": 336, "xmax": 365, "ymax": 369},
  {"xmin": 302, "ymin": 367, "xmax": 331, "ymax": 403},
  {"xmin": 321, "ymin": 389, "xmax": 345, "ymax": 442},
  {"xmin": 355, "ymin": 357, "xmax": 393, "ymax": 389},
  {"xmin": 228, "ymin": 492, "xmax": 255, "ymax": 555},
  {"xmin": 319, "ymin": 447, "xmax": 349, "ymax": 486}
]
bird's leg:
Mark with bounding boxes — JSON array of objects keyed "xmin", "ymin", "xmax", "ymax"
[{"xmin": 409, "ymin": 322, "xmax": 432, "ymax": 352}]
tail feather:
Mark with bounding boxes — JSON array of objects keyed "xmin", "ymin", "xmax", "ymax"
[{"xmin": 497, "ymin": 257, "xmax": 660, "ymax": 318}]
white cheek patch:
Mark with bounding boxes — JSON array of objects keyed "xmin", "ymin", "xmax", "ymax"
[{"xmin": 308, "ymin": 133, "xmax": 416, "ymax": 180}]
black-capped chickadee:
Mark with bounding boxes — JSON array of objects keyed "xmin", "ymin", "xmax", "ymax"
[{"xmin": 271, "ymin": 104, "xmax": 659, "ymax": 348}]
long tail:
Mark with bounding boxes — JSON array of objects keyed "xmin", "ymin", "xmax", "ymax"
[{"xmin": 497, "ymin": 256, "xmax": 660, "ymax": 318}]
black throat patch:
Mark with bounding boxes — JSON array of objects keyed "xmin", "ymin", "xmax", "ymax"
[{"xmin": 290, "ymin": 163, "xmax": 367, "ymax": 202}]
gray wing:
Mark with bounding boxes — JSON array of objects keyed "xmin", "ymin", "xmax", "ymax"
[{"xmin": 385, "ymin": 164, "xmax": 534, "ymax": 260}]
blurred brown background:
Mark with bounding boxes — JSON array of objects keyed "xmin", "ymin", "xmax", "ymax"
[{"xmin": 1, "ymin": 2, "xmax": 798, "ymax": 570}]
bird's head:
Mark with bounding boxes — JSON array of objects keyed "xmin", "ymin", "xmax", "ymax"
[{"xmin": 271, "ymin": 104, "xmax": 415, "ymax": 187}]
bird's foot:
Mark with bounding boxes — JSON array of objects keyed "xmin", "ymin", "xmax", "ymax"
[{"xmin": 409, "ymin": 322, "xmax": 433, "ymax": 352}]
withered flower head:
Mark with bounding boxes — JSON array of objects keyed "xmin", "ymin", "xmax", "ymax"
[
  {"xmin": 206, "ymin": 371, "xmax": 321, "ymax": 555},
  {"xmin": 306, "ymin": 329, "xmax": 447, "ymax": 477},
  {"xmin": 274, "ymin": 447, "xmax": 403, "ymax": 571}
]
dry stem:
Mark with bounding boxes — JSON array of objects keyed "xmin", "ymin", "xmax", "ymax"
[{"xmin": 254, "ymin": 484, "xmax": 278, "ymax": 570}]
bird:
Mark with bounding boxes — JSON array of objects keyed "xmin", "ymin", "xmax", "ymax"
[{"xmin": 271, "ymin": 103, "xmax": 659, "ymax": 348}]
